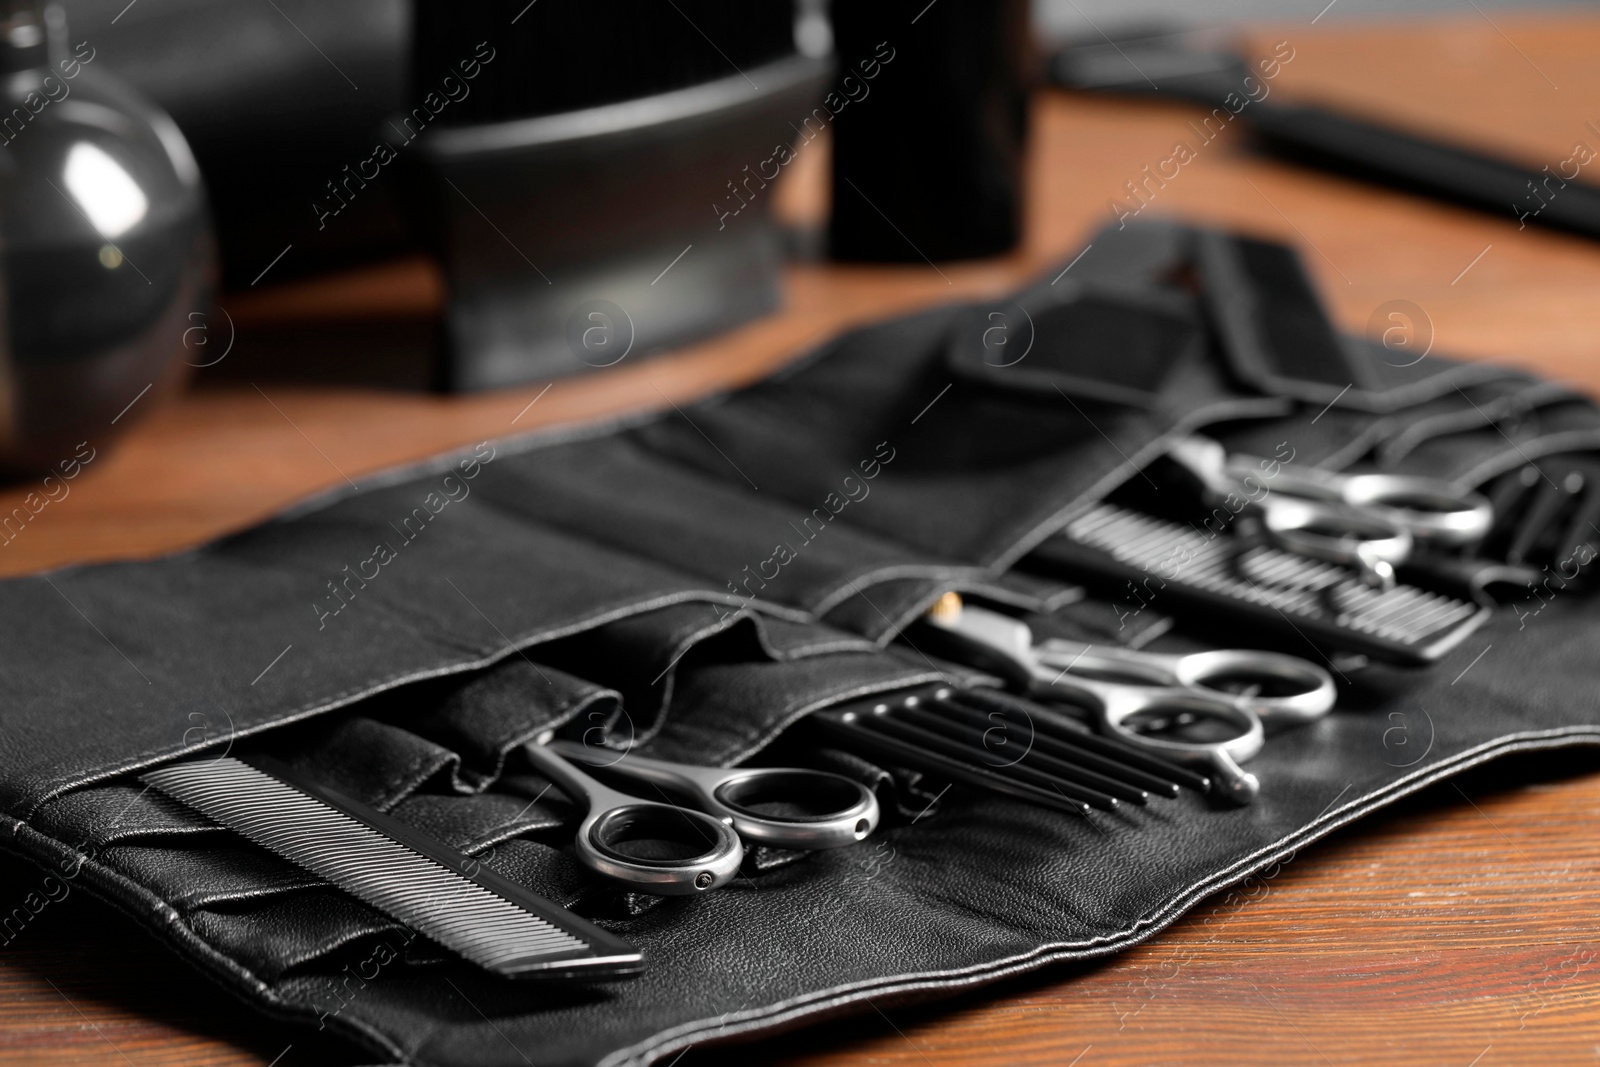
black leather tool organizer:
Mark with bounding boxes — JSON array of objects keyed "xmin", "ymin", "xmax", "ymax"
[{"xmin": 4, "ymin": 222, "xmax": 1599, "ymax": 1067}]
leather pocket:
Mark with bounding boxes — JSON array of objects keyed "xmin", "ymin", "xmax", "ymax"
[
  {"xmin": 0, "ymin": 483, "xmax": 750, "ymax": 821},
  {"xmin": 272, "ymin": 661, "xmax": 616, "ymax": 807},
  {"xmin": 1386, "ymin": 398, "xmax": 1600, "ymax": 487},
  {"xmin": 1211, "ymin": 373, "xmax": 1580, "ymax": 475},
  {"xmin": 23, "ymin": 606, "xmax": 940, "ymax": 988},
  {"xmin": 472, "ymin": 433, "xmax": 988, "ymax": 620}
]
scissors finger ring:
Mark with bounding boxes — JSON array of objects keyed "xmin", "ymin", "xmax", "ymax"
[
  {"xmin": 523, "ymin": 742, "xmax": 743, "ymax": 895},
  {"xmin": 919, "ymin": 598, "xmax": 1324, "ymax": 805},
  {"xmin": 522, "ymin": 741, "xmax": 880, "ymax": 895},
  {"xmin": 1033, "ymin": 637, "xmax": 1336, "ymax": 729},
  {"xmin": 550, "ymin": 741, "xmax": 879, "ymax": 851}
]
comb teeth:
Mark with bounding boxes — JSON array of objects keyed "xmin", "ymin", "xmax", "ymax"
[
  {"xmin": 143, "ymin": 757, "xmax": 641, "ymax": 980},
  {"xmin": 1067, "ymin": 504, "xmax": 1483, "ymax": 648}
]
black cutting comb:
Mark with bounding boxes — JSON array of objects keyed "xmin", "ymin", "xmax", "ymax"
[
  {"xmin": 143, "ymin": 756, "xmax": 642, "ymax": 980},
  {"xmin": 812, "ymin": 684, "xmax": 1206, "ymax": 816},
  {"xmin": 1032, "ymin": 503, "xmax": 1489, "ymax": 665}
]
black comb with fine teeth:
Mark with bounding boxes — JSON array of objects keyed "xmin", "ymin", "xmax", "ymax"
[
  {"xmin": 812, "ymin": 684, "xmax": 1205, "ymax": 817},
  {"xmin": 143, "ymin": 756, "xmax": 642, "ymax": 980},
  {"xmin": 1032, "ymin": 503, "xmax": 1490, "ymax": 665}
]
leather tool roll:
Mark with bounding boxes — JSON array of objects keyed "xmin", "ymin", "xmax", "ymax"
[{"xmin": 3, "ymin": 221, "xmax": 1599, "ymax": 1067}]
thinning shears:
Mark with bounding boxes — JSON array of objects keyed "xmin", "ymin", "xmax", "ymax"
[{"xmin": 918, "ymin": 597, "xmax": 1337, "ymax": 804}]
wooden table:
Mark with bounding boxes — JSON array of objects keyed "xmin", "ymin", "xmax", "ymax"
[{"xmin": 3, "ymin": 14, "xmax": 1599, "ymax": 1066}]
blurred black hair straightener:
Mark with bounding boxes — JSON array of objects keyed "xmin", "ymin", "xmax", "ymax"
[{"xmin": 1048, "ymin": 27, "xmax": 1600, "ymax": 242}]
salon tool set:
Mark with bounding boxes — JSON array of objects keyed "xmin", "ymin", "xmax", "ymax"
[{"xmin": 38, "ymin": 216, "xmax": 1598, "ymax": 1065}]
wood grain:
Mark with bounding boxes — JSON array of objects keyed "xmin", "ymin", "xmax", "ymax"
[{"xmin": 2, "ymin": 14, "xmax": 1599, "ymax": 1066}]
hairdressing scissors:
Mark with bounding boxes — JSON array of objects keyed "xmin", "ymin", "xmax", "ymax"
[
  {"xmin": 1169, "ymin": 435, "xmax": 1493, "ymax": 589},
  {"xmin": 918, "ymin": 597, "xmax": 1337, "ymax": 804},
  {"xmin": 520, "ymin": 740, "xmax": 880, "ymax": 895}
]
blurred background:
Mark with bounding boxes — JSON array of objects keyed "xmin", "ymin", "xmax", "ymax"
[
  {"xmin": 6, "ymin": 0, "xmax": 1593, "ymax": 438},
  {"xmin": 1, "ymin": 0, "xmax": 1597, "ymax": 540},
  {"xmin": 1038, "ymin": 0, "xmax": 1590, "ymax": 28}
]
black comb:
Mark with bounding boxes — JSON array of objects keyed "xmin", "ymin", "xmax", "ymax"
[
  {"xmin": 143, "ymin": 756, "xmax": 642, "ymax": 980},
  {"xmin": 812, "ymin": 684, "xmax": 1204, "ymax": 817},
  {"xmin": 1033, "ymin": 503, "xmax": 1490, "ymax": 665}
]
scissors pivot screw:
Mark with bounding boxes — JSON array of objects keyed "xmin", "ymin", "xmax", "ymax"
[{"xmin": 694, "ymin": 872, "xmax": 716, "ymax": 890}]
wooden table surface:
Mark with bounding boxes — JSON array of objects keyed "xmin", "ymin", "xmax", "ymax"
[{"xmin": 3, "ymin": 13, "xmax": 1599, "ymax": 1066}]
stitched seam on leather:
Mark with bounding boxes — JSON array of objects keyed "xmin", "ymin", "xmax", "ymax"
[
  {"xmin": 1375, "ymin": 379, "xmax": 1579, "ymax": 466},
  {"xmin": 1318, "ymin": 415, "xmax": 1414, "ymax": 472},
  {"xmin": 985, "ymin": 395, "xmax": 1290, "ymax": 577},
  {"xmin": 594, "ymin": 727, "xmax": 1600, "ymax": 1067},
  {"xmin": 807, "ymin": 563, "xmax": 992, "ymax": 618},
  {"xmin": 821, "ymin": 575, "xmax": 1063, "ymax": 650},
  {"xmin": 632, "ymin": 614, "xmax": 750, "ymax": 745},
  {"xmin": 471, "ymin": 435, "xmax": 952, "ymax": 617},
  {"xmin": 1447, "ymin": 427, "xmax": 1600, "ymax": 487},
  {"xmin": 447, "ymin": 684, "xmax": 615, "ymax": 793},
  {"xmin": 854, "ymin": 575, "xmax": 1085, "ymax": 649},
  {"xmin": 476, "ymin": 681, "xmax": 604, "ymax": 755},
  {"xmin": 745, "ymin": 612, "xmax": 876, "ymax": 661},
  {"xmin": 767, "ymin": 637, "xmax": 878, "ymax": 660},
  {"xmin": 19, "ymin": 590, "xmax": 812, "ymax": 821},
  {"xmin": 378, "ymin": 745, "xmax": 458, "ymax": 812},
  {"xmin": 0, "ymin": 819, "xmax": 411, "ymax": 1064},
  {"xmin": 1359, "ymin": 358, "xmax": 1520, "ymax": 411},
  {"xmin": 269, "ymin": 407, "xmax": 675, "ymax": 526},
  {"xmin": 0, "ymin": 821, "xmax": 271, "ymax": 1006}
]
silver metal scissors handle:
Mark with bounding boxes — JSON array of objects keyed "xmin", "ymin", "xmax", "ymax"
[
  {"xmin": 922, "ymin": 599, "xmax": 1337, "ymax": 804},
  {"xmin": 549, "ymin": 740, "xmax": 880, "ymax": 851},
  {"xmin": 1170, "ymin": 435, "xmax": 1493, "ymax": 588},
  {"xmin": 1044, "ymin": 670, "xmax": 1265, "ymax": 806},
  {"xmin": 1253, "ymin": 495, "xmax": 1411, "ymax": 589},
  {"xmin": 1229, "ymin": 456, "xmax": 1494, "ymax": 546},
  {"xmin": 522, "ymin": 742, "xmax": 744, "ymax": 896},
  {"xmin": 1031, "ymin": 637, "xmax": 1336, "ymax": 729}
]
